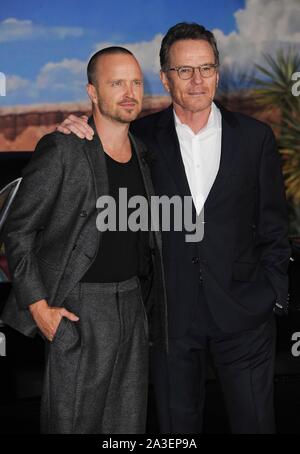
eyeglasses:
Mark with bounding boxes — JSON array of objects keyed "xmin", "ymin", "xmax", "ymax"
[{"xmin": 166, "ymin": 64, "xmax": 219, "ymax": 80}]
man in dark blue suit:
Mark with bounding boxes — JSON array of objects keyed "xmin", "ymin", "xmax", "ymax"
[{"xmin": 57, "ymin": 23, "xmax": 290, "ymax": 433}]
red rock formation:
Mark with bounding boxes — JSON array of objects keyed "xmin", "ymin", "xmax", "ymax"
[
  {"xmin": 0, "ymin": 96, "xmax": 171, "ymax": 151},
  {"xmin": 0, "ymin": 94, "xmax": 281, "ymax": 152}
]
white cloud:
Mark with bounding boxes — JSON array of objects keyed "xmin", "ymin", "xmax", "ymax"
[
  {"xmin": 93, "ymin": 34, "xmax": 163, "ymax": 74},
  {"xmin": 0, "ymin": 17, "xmax": 84, "ymax": 43},
  {"xmin": 2, "ymin": 49, "xmax": 162, "ymax": 106},
  {"xmin": 213, "ymin": 0, "xmax": 300, "ymax": 68},
  {"xmin": 93, "ymin": 1, "xmax": 300, "ymax": 75},
  {"xmin": 36, "ymin": 59, "xmax": 86, "ymax": 90},
  {"xmin": 3, "ymin": 59, "xmax": 87, "ymax": 105},
  {"xmin": 5, "ymin": 0, "xmax": 299, "ymax": 106},
  {"xmin": 6, "ymin": 75, "xmax": 30, "ymax": 92}
]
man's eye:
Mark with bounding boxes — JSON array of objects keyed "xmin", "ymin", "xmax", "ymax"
[
  {"xmin": 180, "ymin": 67, "xmax": 192, "ymax": 73},
  {"xmin": 134, "ymin": 80, "xmax": 143, "ymax": 86},
  {"xmin": 111, "ymin": 81, "xmax": 122, "ymax": 87}
]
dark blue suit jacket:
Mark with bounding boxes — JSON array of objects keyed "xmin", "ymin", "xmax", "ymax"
[{"xmin": 131, "ymin": 103, "xmax": 290, "ymax": 337}]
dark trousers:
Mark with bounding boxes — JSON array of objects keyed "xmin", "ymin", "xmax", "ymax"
[
  {"xmin": 151, "ymin": 285, "xmax": 276, "ymax": 434},
  {"xmin": 40, "ymin": 276, "xmax": 148, "ymax": 434}
]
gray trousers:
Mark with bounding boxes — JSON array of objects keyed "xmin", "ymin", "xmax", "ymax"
[{"xmin": 40, "ymin": 276, "xmax": 149, "ymax": 434}]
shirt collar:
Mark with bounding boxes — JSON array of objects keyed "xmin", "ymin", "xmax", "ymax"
[{"xmin": 174, "ymin": 102, "xmax": 221, "ymax": 137}]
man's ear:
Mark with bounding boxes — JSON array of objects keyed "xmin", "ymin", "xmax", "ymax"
[
  {"xmin": 86, "ymin": 83, "xmax": 98, "ymax": 105},
  {"xmin": 160, "ymin": 70, "xmax": 170, "ymax": 93}
]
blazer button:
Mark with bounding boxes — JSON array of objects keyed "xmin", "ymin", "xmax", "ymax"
[
  {"xmin": 192, "ymin": 257, "xmax": 199, "ymax": 264},
  {"xmin": 199, "ymin": 269, "xmax": 203, "ymax": 285},
  {"xmin": 80, "ymin": 210, "xmax": 88, "ymax": 217}
]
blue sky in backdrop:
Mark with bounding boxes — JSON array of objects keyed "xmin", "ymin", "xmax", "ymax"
[{"xmin": 0, "ymin": 0, "xmax": 299, "ymax": 106}]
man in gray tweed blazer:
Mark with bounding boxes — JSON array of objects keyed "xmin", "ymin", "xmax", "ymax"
[{"xmin": 1, "ymin": 47, "xmax": 168, "ymax": 434}]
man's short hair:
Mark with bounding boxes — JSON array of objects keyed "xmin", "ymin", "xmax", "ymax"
[
  {"xmin": 160, "ymin": 22, "xmax": 220, "ymax": 71},
  {"xmin": 87, "ymin": 46, "xmax": 134, "ymax": 85}
]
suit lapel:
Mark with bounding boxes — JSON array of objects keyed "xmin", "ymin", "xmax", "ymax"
[
  {"xmin": 129, "ymin": 132, "xmax": 162, "ymax": 249},
  {"xmin": 156, "ymin": 106, "xmax": 193, "ymax": 200},
  {"xmin": 205, "ymin": 104, "xmax": 239, "ymax": 208},
  {"xmin": 76, "ymin": 117, "xmax": 109, "ymax": 262},
  {"xmin": 83, "ymin": 117, "xmax": 109, "ymax": 208}
]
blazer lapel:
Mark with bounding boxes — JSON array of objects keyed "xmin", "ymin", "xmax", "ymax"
[
  {"xmin": 77, "ymin": 117, "xmax": 109, "ymax": 260},
  {"xmin": 204, "ymin": 104, "xmax": 239, "ymax": 209},
  {"xmin": 129, "ymin": 132, "xmax": 162, "ymax": 250},
  {"xmin": 83, "ymin": 117, "xmax": 109, "ymax": 207},
  {"xmin": 156, "ymin": 106, "xmax": 193, "ymax": 200},
  {"xmin": 129, "ymin": 132, "xmax": 153, "ymax": 197}
]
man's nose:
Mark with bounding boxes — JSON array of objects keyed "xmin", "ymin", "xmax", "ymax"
[
  {"xmin": 124, "ymin": 83, "xmax": 134, "ymax": 97},
  {"xmin": 191, "ymin": 68, "xmax": 204, "ymax": 84}
]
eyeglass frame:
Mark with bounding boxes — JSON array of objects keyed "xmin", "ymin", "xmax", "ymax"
[{"xmin": 165, "ymin": 63, "xmax": 219, "ymax": 80}]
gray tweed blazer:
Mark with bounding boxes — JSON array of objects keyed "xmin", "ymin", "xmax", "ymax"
[{"xmin": 1, "ymin": 117, "xmax": 168, "ymax": 350}]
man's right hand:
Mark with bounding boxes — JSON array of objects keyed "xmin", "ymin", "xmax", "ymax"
[
  {"xmin": 29, "ymin": 299, "xmax": 79, "ymax": 341},
  {"xmin": 56, "ymin": 114, "xmax": 94, "ymax": 140}
]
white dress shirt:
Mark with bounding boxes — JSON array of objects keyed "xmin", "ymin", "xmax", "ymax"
[{"xmin": 174, "ymin": 102, "xmax": 222, "ymax": 215}]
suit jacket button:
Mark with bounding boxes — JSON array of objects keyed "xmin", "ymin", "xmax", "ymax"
[
  {"xmin": 80, "ymin": 210, "xmax": 88, "ymax": 217},
  {"xmin": 192, "ymin": 257, "xmax": 199, "ymax": 264}
]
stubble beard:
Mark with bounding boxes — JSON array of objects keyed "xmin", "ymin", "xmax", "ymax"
[{"xmin": 97, "ymin": 100, "xmax": 139, "ymax": 124}]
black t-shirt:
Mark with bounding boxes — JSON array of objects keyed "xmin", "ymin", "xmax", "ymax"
[{"xmin": 81, "ymin": 149, "xmax": 150, "ymax": 283}]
